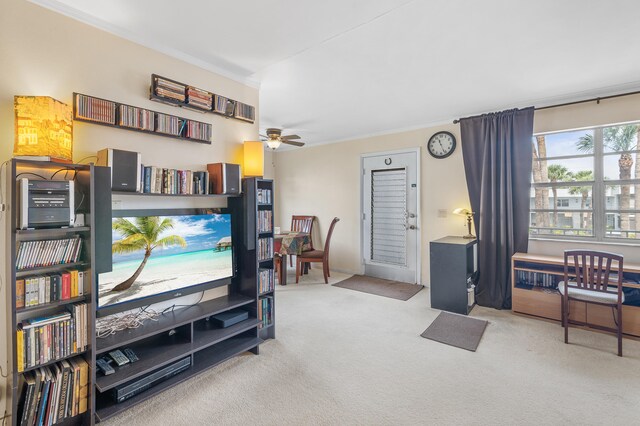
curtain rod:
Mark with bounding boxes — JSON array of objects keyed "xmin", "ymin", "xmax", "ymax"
[{"xmin": 452, "ymin": 89, "xmax": 640, "ymax": 124}]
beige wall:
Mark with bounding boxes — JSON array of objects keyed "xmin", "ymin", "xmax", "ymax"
[
  {"xmin": 274, "ymin": 93, "xmax": 640, "ymax": 286},
  {"xmin": 0, "ymin": 0, "xmax": 259, "ymax": 414},
  {"xmin": 274, "ymin": 125, "xmax": 471, "ymax": 282}
]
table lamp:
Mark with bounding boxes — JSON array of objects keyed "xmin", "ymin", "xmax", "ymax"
[
  {"xmin": 453, "ymin": 207, "xmax": 475, "ymax": 239},
  {"xmin": 243, "ymin": 141, "xmax": 264, "ymax": 177},
  {"xmin": 14, "ymin": 96, "xmax": 73, "ymax": 163}
]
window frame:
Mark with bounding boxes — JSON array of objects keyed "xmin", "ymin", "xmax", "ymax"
[{"xmin": 530, "ymin": 123, "xmax": 640, "ymax": 244}]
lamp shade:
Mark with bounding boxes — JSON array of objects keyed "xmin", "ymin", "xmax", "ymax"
[
  {"xmin": 14, "ymin": 96, "xmax": 73, "ymax": 162},
  {"xmin": 243, "ymin": 141, "xmax": 264, "ymax": 177},
  {"xmin": 453, "ymin": 207, "xmax": 472, "ymax": 216}
]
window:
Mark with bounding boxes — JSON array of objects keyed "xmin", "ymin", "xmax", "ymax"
[{"xmin": 530, "ymin": 122, "xmax": 640, "ymax": 242}]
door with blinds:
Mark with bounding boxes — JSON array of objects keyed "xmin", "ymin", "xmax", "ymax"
[{"xmin": 362, "ymin": 149, "xmax": 420, "ymax": 284}]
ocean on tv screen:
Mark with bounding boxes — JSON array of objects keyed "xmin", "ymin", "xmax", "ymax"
[{"xmin": 98, "ymin": 213, "xmax": 232, "ymax": 309}]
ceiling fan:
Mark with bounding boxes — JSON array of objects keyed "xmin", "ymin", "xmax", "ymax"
[{"xmin": 260, "ymin": 128, "xmax": 305, "ymax": 150}]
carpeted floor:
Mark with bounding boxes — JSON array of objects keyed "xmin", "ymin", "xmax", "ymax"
[{"xmin": 104, "ymin": 268, "xmax": 640, "ymax": 426}]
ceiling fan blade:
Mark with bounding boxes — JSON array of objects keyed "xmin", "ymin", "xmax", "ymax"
[
  {"xmin": 282, "ymin": 140, "xmax": 305, "ymax": 147},
  {"xmin": 281, "ymin": 134, "xmax": 301, "ymax": 140}
]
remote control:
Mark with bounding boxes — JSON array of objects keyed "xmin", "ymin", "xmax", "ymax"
[
  {"xmin": 96, "ymin": 358, "xmax": 115, "ymax": 376},
  {"xmin": 109, "ymin": 349, "xmax": 130, "ymax": 366},
  {"xmin": 123, "ymin": 348, "xmax": 139, "ymax": 363}
]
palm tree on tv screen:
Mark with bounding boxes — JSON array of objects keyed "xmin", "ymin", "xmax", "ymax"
[{"xmin": 110, "ymin": 216, "xmax": 187, "ymax": 292}]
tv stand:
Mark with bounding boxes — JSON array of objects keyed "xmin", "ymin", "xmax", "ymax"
[
  {"xmin": 3, "ymin": 161, "xmax": 275, "ymax": 424},
  {"xmin": 94, "ymin": 295, "xmax": 261, "ymax": 421}
]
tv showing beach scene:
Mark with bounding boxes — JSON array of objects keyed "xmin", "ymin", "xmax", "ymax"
[{"xmin": 98, "ymin": 213, "xmax": 233, "ymax": 311}]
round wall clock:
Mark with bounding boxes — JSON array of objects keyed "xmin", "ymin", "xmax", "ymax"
[{"xmin": 427, "ymin": 131, "xmax": 456, "ymax": 159}]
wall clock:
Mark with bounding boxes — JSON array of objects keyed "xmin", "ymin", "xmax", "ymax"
[{"xmin": 427, "ymin": 131, "xmax": 456, "ymax": 159}]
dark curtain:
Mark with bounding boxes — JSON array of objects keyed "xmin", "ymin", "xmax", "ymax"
[{"xmin": 460, "ymin": 108, "xmax": 534, "ymax": 309}]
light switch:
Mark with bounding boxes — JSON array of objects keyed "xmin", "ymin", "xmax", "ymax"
[{"xmin": 437, "ymin": 209, "xmax": 447, "ymax": 218}]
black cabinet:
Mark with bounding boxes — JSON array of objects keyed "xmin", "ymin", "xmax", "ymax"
[{"xmin": 429, "ymin": 236, "xmax": 477, "ymax": 315}]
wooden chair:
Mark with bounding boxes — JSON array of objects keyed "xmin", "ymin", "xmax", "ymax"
[
  {"xmin": 560, "ymin": 250, "xmax": 624, "ymax": 356},
  {"xmin": 289, "ymin": 215, "xmax": 315, "ymax": 267},
  {"xmin": 296, "ymin": 217, "xmax": 339, "ymax": 284}
]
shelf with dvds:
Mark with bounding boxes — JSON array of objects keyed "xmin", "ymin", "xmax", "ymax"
[
  {"xmin": 73, "ymin": 92, "xmax": 213, "ymax": 144},
  {"xmin": 511, "ymin": 252, "xmax": 640, "ymax": 337},
  {"xmin": 229, "ymin": 178, "xmax": 275, "ymax": 341},
  {"xmin": 149, "ymin": 74, "xmax": 256, "ymax": 124},
  {"xmin": 5, "ymin": 158, "xmax": 111, "ymax": 426}
]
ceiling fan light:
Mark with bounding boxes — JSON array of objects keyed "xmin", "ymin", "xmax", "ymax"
[{"xmin": 266, "ymin": 139, "xmax": 281, "ymax": 150}]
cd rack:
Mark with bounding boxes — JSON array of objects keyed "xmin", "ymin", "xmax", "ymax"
[{"xmin": 73, "ymin": 93, "xmax": 212, "ymax": 144}]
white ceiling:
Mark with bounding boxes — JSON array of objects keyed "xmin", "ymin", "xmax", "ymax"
[{"xmin": 33, "ymin": 0, "xmax": 640, "ymax": 147}]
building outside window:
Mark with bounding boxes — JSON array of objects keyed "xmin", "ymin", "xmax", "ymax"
[{"xmin": 530, "ymin": 122, "xmax": 639, "ymax": 241}]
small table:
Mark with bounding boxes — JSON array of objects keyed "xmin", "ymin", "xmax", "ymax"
[{"xmin": 274, "ymin": 232, "xmax": 311, "ymax": 285}]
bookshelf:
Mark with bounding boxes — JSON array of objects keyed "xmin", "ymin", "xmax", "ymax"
[
  {"xmin": 5, "ymin": 159, "xmax": 109, "ymax": 426},
  {"xmin": 73, "ymin": 93, "xmax": 213, "ymax": 144},
  {"xmin": 512, "ymin": 252, "xmax": 640, "ymax": 337},
  {"xmin": 149, "ymin": 74, "xmax": 256, "ymax": 124},
  {"xmin": 4, "ymin": 160, "xmax": 270, "ymax": 423},
  {"xmin": 229, "ymin": 178, "xmax": 275, "ymax": 340}
]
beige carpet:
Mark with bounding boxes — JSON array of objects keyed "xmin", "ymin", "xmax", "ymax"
[{"xmin": 104, "ymin": 268, "xmax": 640, "ymax": 426}]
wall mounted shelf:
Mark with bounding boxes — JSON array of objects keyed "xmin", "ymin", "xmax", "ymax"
[
  {"xmin": 73, "ymin": 92, "xmax": 213, "ymax": 144},
  {"xmin": 150, "ymin": 74, "xmax": 255, "ymax": 124}
]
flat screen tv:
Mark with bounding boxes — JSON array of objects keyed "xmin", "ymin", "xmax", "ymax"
[{"xmin": 97, "ymin": 208, "xmax": 234, "ymax": 316}]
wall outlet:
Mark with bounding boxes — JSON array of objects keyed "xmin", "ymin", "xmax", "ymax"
[{"xmin": 112, "ymin": 199, "xmax": 122, "ymax": 210}]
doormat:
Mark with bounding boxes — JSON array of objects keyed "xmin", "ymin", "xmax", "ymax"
[
  {"xmin": 420, "ymin": 311, "xmax": 488, "ymax": 352},
  {"xmin": 332, "ymin": 275, "xmax": 423, "ymax": 301}
]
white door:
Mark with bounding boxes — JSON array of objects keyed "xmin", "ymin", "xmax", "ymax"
[{"xmin": 361, "ymin": 149, "xmax": 420, "ymax": 284}]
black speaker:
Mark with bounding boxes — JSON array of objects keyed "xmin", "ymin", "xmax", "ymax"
[
  {"xmin": 97, "ymin": 148, "xmax": 141, "ymax": 192},
  {"xmin": 207, "ymin": 163, "xmax": 241, "ymax": 194}
]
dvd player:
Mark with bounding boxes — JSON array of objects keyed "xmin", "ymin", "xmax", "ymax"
[{"xmin": 112, "ymin": 357, "xmax": 191, "ymax": 403}]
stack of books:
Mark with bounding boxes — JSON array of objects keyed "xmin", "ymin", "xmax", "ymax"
[
  {"xmin": 16, "ymin": 270, "xmax": 86, "ymax": 309},
  {"xmin": 257, "ymin": 237, "xmax": 273, "ymax": 262},
  {"xmin": 16, "ymin": 303, "xmax": 89, "ymax": 372},
  {"xmin": 186, "ymin": 86, "xmax": 213, "ymax": 110},
  {"xmin": 19, "ymin": 356, "xmax": 89, "ymax": 425},
  {"xmin": 258, "ymin": 296, "xmax": 273, "ymax": 329},
  {"xmin": 185, "ymin": 120, "xmax": 212, "ymax": 142},
  {"xmin": 16, "ymin": 237, "xmax": 83, "ymax": 271},
  {"xmin": 257, "ymin": 211, "xmax": 273, "ymax": 233},
  {"xmin": 155, "ymin": 113, "xmax": 182, "ymax": 136},
  {"xmin": 118, "ymin": 105, "xmax": 154, "ymax": 131},
  {"xmin": 140, "ymin": 167, "xmax": 210, "ymax": 195},
  {"xmin": 257, "ymin": 188, "xmax": 272, "ymax": 204},
  {"xmin": 153, "ymin": 76, "xmax": 186, "ymax": 102},
  {"xmin": 74, "ymin": 94, "xmax": 116, "ymax": 125},
  {"xmin": 213, "ymin": 95, "xmax": 234, "ymax": 115},
  {"xmin": 234, "ymin": 102, "xmax": 255, "ymax": 122},
  {"xmin": 258, "ymin": 268, "xmax": 274, "ymax": 294}
]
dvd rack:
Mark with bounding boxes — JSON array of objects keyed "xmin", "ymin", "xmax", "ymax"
[
  {"xmin": 73, "ymin": 93, "xmax": 212, "ymax": 144},
  {"xmin": 150, "ymin": 74, "xmax": 255, "ymax": 123},
  {"xmin": 229, "ymin": 178, "xmax": 276, "ymax": 341},
  {"xmin": 6, "ymin": 159, "xmax": 101, "ymax": 426}
]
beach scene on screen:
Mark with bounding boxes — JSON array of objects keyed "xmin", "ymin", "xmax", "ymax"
[{"xmin": 98, "ymin": 214, "xmax": 232, "ymax": 308}]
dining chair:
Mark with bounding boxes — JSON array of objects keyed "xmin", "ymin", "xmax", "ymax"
[
  {"xmin": 296, "ymin": 217, "xmax": 340, "ymax": 284},
  {"xmin": 289, "ymin": 215, "xmax": 315, "ymax": 267},
  {"xmin": 559, "ymin": 250, "xmax": 624, "ymax": 356}
]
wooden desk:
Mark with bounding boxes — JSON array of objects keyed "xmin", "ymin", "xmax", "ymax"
[{"xmin": 512, "ymin": 252, "xmax": 640, "ymax": 337}]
